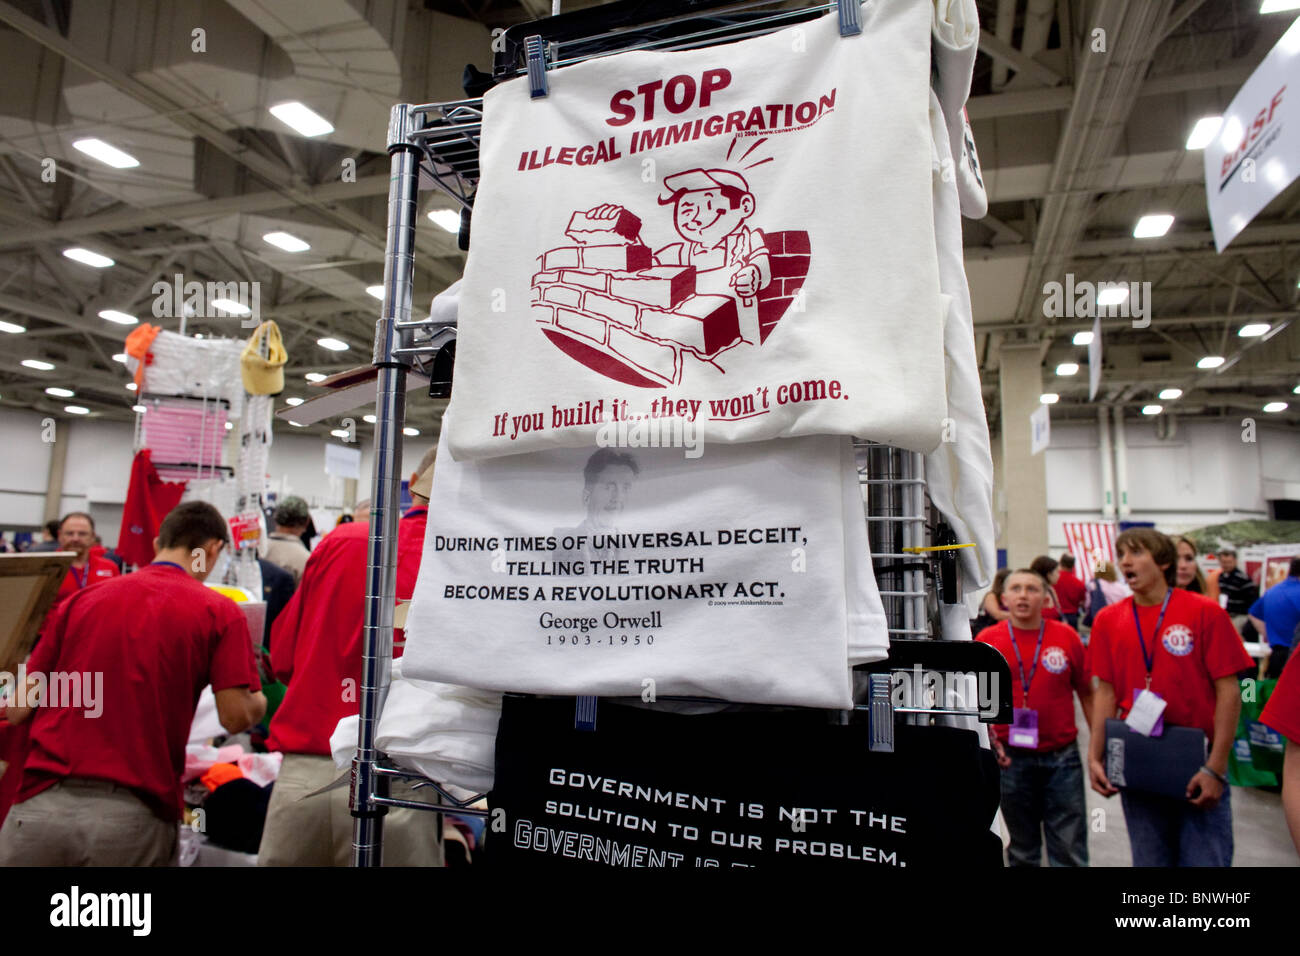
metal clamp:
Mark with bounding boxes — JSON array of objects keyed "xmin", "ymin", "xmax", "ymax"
[
  {"xmin": 525, "ymin": 35, "xmax": 549, "ymax": 98},
  {"xmin": 866, "ymin": 673, "xmax": 894, "ymax": 753},
  {"xmin": 836, "ymin": 0, "xmax": 862, "ymax": 37},
  {"xmin": 575, "ymin": 695, "xmax": 597, "ymax": 731}
]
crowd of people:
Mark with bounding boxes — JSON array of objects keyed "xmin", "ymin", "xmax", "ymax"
[
  {"xmin": 0, "ymin": 461, "xmax": 429, "ymax": 866},
  {"xmin": 974, "ymin": 531, "xmax": 1300, "ymax": 866}
]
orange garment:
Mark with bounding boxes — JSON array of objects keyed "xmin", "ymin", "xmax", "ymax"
[
  {"xmin": 200, "ymin": 762, "xmax": 245, "ymax": 792},
  {"xmin": 124, "ymin": 324, "xmax": 162, "ymax": 388}
]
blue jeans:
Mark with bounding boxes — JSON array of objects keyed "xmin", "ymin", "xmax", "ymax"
[
  {"xmin": 1120, "ymin": 785, "xmax": 1233, "ymax": 866},
  {"xmin": 999, "ymin": 741, "xmax": 1089, "ymax": 866}
]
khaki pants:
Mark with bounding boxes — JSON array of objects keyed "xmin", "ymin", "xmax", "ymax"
[
  {"xmin": 257, "ymin": 753, "xmax": 443, "ymax": 866},
  {"xmin": 0, "ymin": 779, "xmax": 177, "ymax": 866}
]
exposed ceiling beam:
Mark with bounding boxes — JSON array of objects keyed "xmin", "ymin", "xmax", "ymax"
[{"xmin": 978, "ymin": 31, "xmax": 1067, "ymax": 88}]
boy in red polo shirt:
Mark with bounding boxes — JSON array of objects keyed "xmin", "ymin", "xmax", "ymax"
[
  {"xmin": 0, "ymin": 501, "xmax": 265, "ymax": 866},
  {"xmin": 1260, "ymin": 651, "xmax": 1300, "ymax": 855},
  {"xmin": 1087, "ymin": 527, "xmax": 1251, "ymax": 867},
  {"xmin": 977, "ymin": 569, "xmax": 1092, "ymax": 866}
]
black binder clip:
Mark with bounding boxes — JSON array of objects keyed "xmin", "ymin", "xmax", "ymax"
[
  {"xmin": 867, "ymin": 673, "xmax": 894, "ymax": 753},
  {"xmin": 525, "ymin": 35, "xmax": 549, "ymax": 99},
  {"xmin": 575, "ymin": 696, "xmax": 597, "ymax": 731},
  {"xmin": 836, "ymin": 0, "xmax": 863, "ymax": 37}
]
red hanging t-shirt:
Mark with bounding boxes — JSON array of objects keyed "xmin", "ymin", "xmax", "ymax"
[
  {"xmin": 1089, "ymin": 587, "xmax": 1252, "ymax": 740},
  {"xmin": 1260, "ymin": 648, "xmax": 1300, "ymax": 744},
  {"xmin": 117, "ymin": 449, "xmax": 187, "ymax": 568},
  {"xmin": 976, "ymin": 619, "xmax": 1089, "ymax": 751},
  {"xmin": 18, "ymin": 563, "xmax": 260, "ymax": 820}
]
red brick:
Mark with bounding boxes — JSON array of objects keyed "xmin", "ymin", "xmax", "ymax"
[
  {"xmin": 556, "ymin": 308, "xmax": 607, "ymax": 345},
  {"xmin": 758, "ymin": 230, "xmax": 783, "ymax": 255},
  {"xmin": 532, "ymin": 303, "xmax": 555, "ymax": 324},
  {"xmin": 582, "ymin": 291, "xmax": 639, "ymax": 328},
  {"xmin": 770, "ymin": 254, "xmax": 811, "ymax": 280},
  {"xmin": 566, "ymin": 208, "xmax": 642, "ymax": 244},
  {"xmin": 608, "ymin": 326, "xmax": 678, "ymax": 383},
  {"xmin": 542, "ymin": 284, "xmax": 584, "ymax": 308},
  {"xmin": 530, "ymin": 286, "xmax": 542, "ymax": 302},
  {"xmin": 781, "ymin": 231, "xmax": 811, "ymax": 255},
  {"xmin": 561, "ymin": 269, "xmax": 609, "ymax": 293},
  {"xmin": 578, "ymin": 244, "xmax": 652, "ymax": 271},
  {"xmin": 541, "ymin": 247, "xmax": 582, "ymax": 271},
  {"xmin": 640, "ymin": 294, "xmax": 740, "ymax": 356},
  {"xmin": 607, "ymin": 266, "xmax": 695, "ymax": 308},
  {"xmin": 532, "ymin": 270, "xmax": 561, "ymax": 286}
]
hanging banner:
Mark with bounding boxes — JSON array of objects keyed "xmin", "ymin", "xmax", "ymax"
[
  {"xmin": 1030, "ymin": 404, "xmax": 1050, "ymax": 456},
  {"xmin": 1204, "ymin": 17, "xmax": 1300, "ymax": 252},
  {"xmin": 1088, "ymin": 315, "xmax": 1102, "ymax": 402},
  {"xmin": 1062, "ymin": 521, "xmax": 1118, "ymax": 586},
  {"xmin": 445, "ymin": 0, "xmax": 947, "ymax": 461}
]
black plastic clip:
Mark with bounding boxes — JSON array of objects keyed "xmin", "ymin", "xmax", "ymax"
[{"xmin": 525, "ymin": 35, "xmax": 548, "ymax": 98}]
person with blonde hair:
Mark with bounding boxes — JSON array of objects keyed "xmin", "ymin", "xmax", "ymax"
[{"xmin": 1175, "ymin": 536, "xmax": 1219, "ymax": 605}]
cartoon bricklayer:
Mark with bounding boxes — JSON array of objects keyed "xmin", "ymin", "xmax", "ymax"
[{"xmin": 582, "ymin": 168, "xmax": 773, "ymax": 345}]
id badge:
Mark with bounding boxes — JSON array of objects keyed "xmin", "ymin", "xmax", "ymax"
[
  {"xmin": 1009, "ymin": 707, "xmax": 1039, "ymax": 748},
  {"xmin": 1125, "ymin": 689, "xmax": 1167, "ymax": 737}
]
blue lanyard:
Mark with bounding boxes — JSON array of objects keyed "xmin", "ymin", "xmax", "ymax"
[
  {"xmin": 69, "ymin": 565, "xmax": 88, "ymax": 589},
  {"xmin": 1006, "ymin": 620, "xmax": 1046, "ymax": 700},
  {"xmin": 1131, "ymin": 590, "xmax": 1172, "ymax": 688},
  {"xmin": 151, "ymin": 561, "xmax": 186, "ymax": 572}
]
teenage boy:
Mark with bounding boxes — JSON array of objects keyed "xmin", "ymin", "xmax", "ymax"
[
  {"xmin": 1087, "ymin": 528, "xmax": 1252, "ymax": 866},
  {"xmin": 977, "ymin": 569, "xmax": 1092, "ymax": 866}
]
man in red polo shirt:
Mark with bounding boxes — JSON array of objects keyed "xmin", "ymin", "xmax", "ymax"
[
  {"xmin": 1087, "ymin": 527, "xmax": 1251, "ymax": 867},
  {"xmin": 51, "ymin": 512, "xmax": 118, "ymax": 605},
  {"xmin": 257, "ymin": 444, "xmax": 440, "ymax": 866},
  {"xmin": 1260, "ymin": 651, "xmax": 1300, "ymax": 855},
  {"xmin": 1055, "ymin": 553, "xmax": 1087, "ymax": 630},
  {"xmin": 0, "ymin": 501, "xmax": 265, "ymax": 866},
  {"xmin": 977, "ymin": 569, "xmax": 1092, "ymax": 866}
]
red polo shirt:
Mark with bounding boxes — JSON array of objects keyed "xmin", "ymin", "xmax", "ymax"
[
  {"xmin": 18, "ymin": 563, "xmax": 260, "ymax": 820},
  {"xmin": 1261, "ymin": 649, "xmax": 1300, "ymax": 744},
  {"xmin": 53, "ymin": 555, "xmax": 119, "ymax": 605},
  {"xmin": 1056, "ymin": 570, "xmax": 1086, "ymax": 615},
  {"xmin": 1089, "ymin": 587, "xmax": 1252, "ymax": 740},
  {"xmin": 977, "ymin": 619, "xmax": 1089, "ymax": 751},
  {"xmin": 267, "ymin": 508, "xmax": 427, "ymax": 756}
]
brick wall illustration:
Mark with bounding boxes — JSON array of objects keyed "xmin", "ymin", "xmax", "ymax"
[{"xmin": 532, "ymin": 224, "xmax": 812, "ymax": 389}]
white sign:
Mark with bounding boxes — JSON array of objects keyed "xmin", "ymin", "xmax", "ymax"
[
  {"xmin": 1204, "ymin": 18, "xmax": 1300, "ymax": 251},
  {"xmin": 324, "ymin": 442, "xmax": 361, "ymax": 480},
  {"xmin": 1088, "ymin": 315, "xmax": 1102, "ymax": 402},
  {"xmin": 1030, "ymin": 404, "xmax": 1050, "ymax": 456}
]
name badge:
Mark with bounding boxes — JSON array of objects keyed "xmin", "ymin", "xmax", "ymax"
[
  {"xmin": 1125, "ymin": 688, "xmax": 1167, "ymax": 738},
  {"xmin": 1009, "ymin": 707, "xmax": 1039, "ymax": 749}
]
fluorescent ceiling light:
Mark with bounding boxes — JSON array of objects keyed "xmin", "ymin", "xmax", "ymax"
[
  {"xmin": 1263, "ymin": 401, "xmax": 1288, "ymax": 413},
  {"xmin": 1294, "ymin": 384, "xmax": 1300, "ymax": 394},
  {"xmin": 125, "ymin": 383, "xmax": 137, "ymax": 391},
  {"xmin": 1039, "ymin": 393, "xmax": 1059, "ymax": 405},
  {"xmin": 317, "ymin": 337, "xmax": 349, "ymax": 351},
  {"xmin": 1056, "ymin": 363, "xmax": 1079, "ymax": 376},
  {"xmin": 403, "ymin": 427, "xmax": 420, "ymax": 436},
  {"xmin": 305, "ymin": 372, "xmax": 327, "ymax": 383},
  {"xmin": 72, "ymin": 137, "xmax": 139, "ymax": 169},
  {"xmin": 209, "ymin": 298, "xmax": 251, "ymax": 316},
  {"xmin": 0, "ymin": 320, "xmax": 25, "ymax": 334},
  {"xmin": 1260, "ymin": 0, "xmax": 1300, "ymax": 13},
  {"xmin": 1133, "ymin": 214, "xmax": 1174, "ymax": 239},
  {"xmin": 1197, "ymin": 355, "xmax": 1225, "ymax": 369},
  {"xmin": 330, "ymin": 429, "xmax": 349, "ymax": 439},
  {"xmin": 269, "ymin": 101, "xmax": 333, "ymax": 137},
  {"xmin": 44, "ymin": 387, "xmax": 74, "ymax": 398},
  {"xmin": 427, "ymin": 209, "xmax": 461, "ymax": 233},
  {"xmin": 288, "ymin": 420, "xmax": 305, "ymax": 427},
  {"xmin": 64, "ymin": 405, "xmax": 89, "ymax": 415},
  {"xmin": 284, "ymin": 397, "xmax": 304, "ymax": 406},
  {"xmin": 263, "ymin": 231, "xmax": 310, "ymax": 253},
  {"xmin": 1141, "ymin": 405, "xmax": 1163, "ymax": 416},
  {"xmin": 363, "ymin": 414, "xmax": 376, "ymax": 424},
  {"xmin": 223, "ymin": 421, "xmax": 233, "ymax": 431},
  {"xmin": 62, "ymin": 247, "xmax": 114, "ymax": 268},
  {"xmin": 98, "ymin": 309, "xmax": 138, "ymax": 325},
  {"xmin": 1238, "ymin": 323, "xmax": 1270, "ymax": 337},
  {"xmin": 21, "ymin": 359, "xmax": 54, "ymax": 370},
  {"xmin": 366, "ymin": 285, "xmax": 385, "ymax": 300},
  {"xmin": 112, "ymin": 353, "xmax": 128, "ymax": 363},
  {"xmin": 1072, "ymin": 331, "xmax": 1094, "ymax": 346},
  {"xmin": 1097, "ymin": 286, "xmax": 1129, "ymax": 307},
  {"xmin": 131, "ymin": 404, "xmax": 147, "ymax": 414},
  {"xmin": 1184, "ymin": 116, "xmax": 1222, "ymax": 150},
  {"xmin": 1158, "ymin": 388, "xmax": 1183, "ymax": 400}
]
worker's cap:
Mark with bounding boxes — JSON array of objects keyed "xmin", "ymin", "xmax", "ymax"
[
  {"xmin": 658, "ymin": 168, "xmax": 751, "ymax": 204},
  {"xmin": 409, "ymin": 443, "xmax": 438, "ymax": 499}
]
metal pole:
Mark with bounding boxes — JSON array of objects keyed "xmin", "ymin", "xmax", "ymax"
[{"xmin": 352, "ymin": 103, "xmax": 419, "ymax": 867}]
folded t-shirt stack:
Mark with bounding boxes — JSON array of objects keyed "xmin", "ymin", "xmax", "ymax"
[
  {"xmin": 330, "ymin": 658, "xmax": 500, "ymax": 801},
  {"xmin": 400, "ymin": 418, "xmax": 888, "ymax": 710}
]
